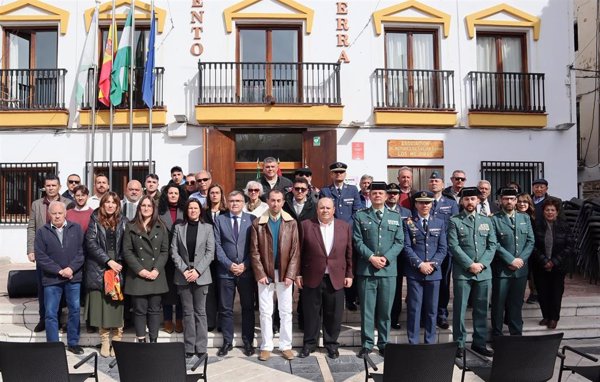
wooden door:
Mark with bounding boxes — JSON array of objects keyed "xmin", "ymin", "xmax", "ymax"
[
  {"xmin": 302, "ymin": 129, "xmax": 337, "ymax": 189},
  {"xmin": 206, "ymin": 128, "xmax": 235, "ymax": 193}
]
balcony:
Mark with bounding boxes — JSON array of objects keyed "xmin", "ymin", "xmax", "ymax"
[
  {"xmin": 0, "ymin": 68, "xmax": 68, "ymax": 128},
  {"xmin": 196, "ymin": 62, "xmax": 343, "ymax": 125},
  {"xmin": 79, "ymin": 67, "xmax": 166, "ymax": 127},
  {"xmin": 372, "ymin": 68, "xmax": 456, "ymax": 127},
  {"xmin": 467, "ymin": 71, "xmax": 547, "ymax": 128}
]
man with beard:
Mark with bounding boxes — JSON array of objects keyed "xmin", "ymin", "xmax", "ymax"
[{"xmin": 87, "ymin": 174, "xmax": 109, "ymax": 210}]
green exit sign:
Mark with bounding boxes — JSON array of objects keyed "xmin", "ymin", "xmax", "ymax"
[{"xmin": 313, "ymin": 136, "xmax": 321, "ymax": 146}]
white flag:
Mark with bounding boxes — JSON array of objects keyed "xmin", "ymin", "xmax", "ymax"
[{"xmin": 76, "ymin": 9, "xmax": 98, "ymax": 105}]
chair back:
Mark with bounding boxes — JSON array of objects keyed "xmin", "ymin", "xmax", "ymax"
[
  {"xmin": 383, "ymin": 342, "xmax": 458, "ymax": 382},
  {"xmin": 0, "ymin": 341, "xmax": 70, "ymax": 382},
  {"xmin": 112, "ymin": 341, "xmax": 188, "ymax": 382},
  {"xmin": 490, "ymin": 333, "xmax": 564, "ymax": 382}
]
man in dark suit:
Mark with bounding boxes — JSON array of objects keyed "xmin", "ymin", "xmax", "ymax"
[
  {"xmin": 283, "ymin": 178, "xmax": 317, "ymax": 222},
  {"xmin": 532, "ymin": 178, "xmax": 563, "ymax": 222},
  {"xmin": 296, "ymin": 197, "xmax": 353, "ymax": 359},
  {"xmin": 214, "ymin": 190, "xmax": 257, "ymax": 357},
  {"xmin": 477, "ymin": 180, "xmax": 499, "ymax": 216}
]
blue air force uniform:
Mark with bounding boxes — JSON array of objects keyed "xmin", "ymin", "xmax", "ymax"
[{"xmin": 403, "ymin": 201, "xmax": 447, "ymax": 344}]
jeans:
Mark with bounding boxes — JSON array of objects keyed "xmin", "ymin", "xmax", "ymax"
[{"xmin": 44, "ymin": 282, "xmax": 81, "ymax": 347}]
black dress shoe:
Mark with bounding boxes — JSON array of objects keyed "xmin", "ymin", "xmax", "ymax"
[
  {"xmin": 346, "ymin": 302, "xmax": 358, "ymax": 311},
  {"xmin": 298, "ymin": 346, "xmax": 314, "ymax": 358},
  {"xmin": 437, "ymin": 320, "xmax": 449, "ymax": 330},
  {"xmin": 357, "ymin": 347, "xmax": 372, "ymax": 358},
  {"xmin": 379, "ymin": 347, "xmax": 385, "ymax": 356},
  {"xmin": 33, "ymin": 321, "xmax": 45, "ymax": 333},
  {"xmin": 327, "ymin": 348, "xmax": 339, "ymax": 359},
  {"xmin": 207, "ymin": 326, "xmax": 216, "ymax": 332},
  {"xmin": 185, "ymin": 352, "xmax": 195, "ymax": 359},
  {"xmin": 67, "ymin": 345, "xmax": 84, "ymax": 355},
  {"xmin": 218, "ymin": 343, "xmax": 233, "ymax": 357},
  {"xmin": 471, "ymin": 345, "xmax": 494, "ymax": 357},
  {"xmin": 391, "ymin": 322, "xmax": 401, "ymax": 330},
  {"xmin": 243, "ymin": 344, "xmax": 255, "ymax": 357},
  {"xmin": 456, "ymin": 348, "xmax": 463, "ymax": 358}
]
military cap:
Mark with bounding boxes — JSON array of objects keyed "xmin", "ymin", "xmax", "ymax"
[
  {"xmin": 460, "ymin": 187, "xmax": 481, "ymax": 197},
  {"xmin": 413, "ymin": 190, "xmax": 435, "ymax": 202},
  {"xmin": 329, "ymin": 162, "xmax": 348, "ymax": 172},
  {"xmin": 429, "ymin": 171, "xmax": 442, "ymax": 180},
  {"xmin": 386, "ymin": 183, "xmax": 400, "ymax": 193},
  {"xmin": 499, "ymin": 187, "xmax": 518, "ymax": 197},
  {"xmin": 370, "ymin": 181, "xmax": 387, "ymax": 191},
  {"xmin": 532, "ymin": 178, "xmax": 548, "ymax": 186},
  {"xmin": 294, "ymin": 167, "xmax": 312, "ymax": 176}
]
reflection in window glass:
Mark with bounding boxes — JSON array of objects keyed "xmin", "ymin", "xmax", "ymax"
[
  {"xmin": 35, "ymin": 31, "xmax": 57, "ymax": 69},
  {"xmin": 236, "ymin": 133, "xmax": 302, "ymax": 162}
]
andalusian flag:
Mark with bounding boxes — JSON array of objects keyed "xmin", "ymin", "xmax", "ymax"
[
  {"xmin": 98, "ymin": 21, "xmax": 117, "ymax": 106},
  {"xmin": 76, "ymin": 8, "xmax": 98, "ymax": 104},
  {"xmin": 110, "ymin": 9, "xmax": 133, "ymax": 106}
]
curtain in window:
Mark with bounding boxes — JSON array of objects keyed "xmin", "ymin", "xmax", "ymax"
[
  {"xmin": 7, "ymin": 34, "xmax": 31, "ymax": 107},
  {"xmin": 412, "ymin": 34, "xmax": 434, "ymax": 107},
  {"xmin": 501, "ymin": 37, "xmax": 523, "ymax": 109},
  {"xmin": 476, "ymin": 36, "xmax": 498, "ymax": 108},
  {"xmin": 385, "ymin": 33, "xmax": 407, "ymax": 107}
]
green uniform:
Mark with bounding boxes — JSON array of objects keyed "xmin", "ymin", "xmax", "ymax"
[
  {"xmin": 353, "ymin": 207, "xmax": 404, "ymax": 350},
  {"xmin": 448, "ymin": 211, "xmax": 497, "ymax": 349},
  {"xmin": 491, "ymin": 211, "xmax": 534, "ymax": 336}
]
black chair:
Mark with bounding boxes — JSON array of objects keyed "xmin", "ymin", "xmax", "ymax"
[
  {"xmin": 363, "ymin": 342, "xmax": 458, "ymax": 382},
  {"xmin": 460, "ymin": 333, "xmax": 564, "ymax": 382},
  {"xmin": 0, "ymin": 341, "xmax": 98, "ymax": 382},
  {"xmin": 111, "ymin": 341, "xmax": 207, "ymax": 382},
  {"xmin": 559, "ymin": 345, "xmax": 600, "ymax": 381}
]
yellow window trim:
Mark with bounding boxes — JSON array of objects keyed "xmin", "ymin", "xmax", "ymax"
[
  {"xmin": 372, "ymin": 0, "xmax": 450, "ymax": 37},
  {"xmin": 374, "ymin": 110, "xmax": 457, "ymax": 127},
  {"xmin": 195, "ymin": 105, "xmax": 342, "ymax": 125},
  {"xmin": 468, "ymin": 111, "xmax": 547, "ymax": 128},
  {"xmin": 84, "ymin": 0, "xmax": 166, "ymax": 33},
  {"xmin": 0, "ymin": 0, "xmax": 69, "ymax": 34},
  {"xmin": 79, "ymin": 109, "xmax": 167, "ymax": 127},
  {"xmin": 224, "ymin": 0, "xmax": 314, "ymax": 34},
  {"xmin": 0, "ymin": 110, "xmax": 69, "ymax": 128},
  {"xmin": 465, "ymin": 3, "xmax": 541, "ymax": 40}
]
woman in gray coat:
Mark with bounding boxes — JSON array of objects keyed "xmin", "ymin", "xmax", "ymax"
[
  {"xmin": 123, "ymin": 195, "xmax": 169, "ymax": 342},
  {"xmin": 171, "ymin": 198, "xmax": 215, "ymax": 358}
]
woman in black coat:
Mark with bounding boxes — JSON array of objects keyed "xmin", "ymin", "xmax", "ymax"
[{"xmin": 532, "ymin": 198, "xmax": 574, "ymax": 330}]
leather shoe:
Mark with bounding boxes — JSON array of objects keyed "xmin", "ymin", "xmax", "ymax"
[
  {"xmin": 547, "ymin": 320, "xmax": 558, "ymax": 329},
  {"xmin": 437, "ymin": 320, "xmax": 449, "ymax": 330},
  {"xmin": 539, "ymin": 318, "xmax": 548, "ymax": 326},
  {"xmin": 243, "ymin": 343, "xmax": 255, "ymax": 357},
  {"xmin": 456, "ymin": 348, "xmax": 464, "ymax": 358},
  {"xmin": 185, "ymin": 352, "xmax": 195, "ymax": 359},
  {"xmin": 471, "ymin": 345, "xmax": 494, "ymax": 357},
  {"xmin": 67, "ymin": 345, "xmax": 84, "ymax": 355},
  {"xmin": 379, "ymin": 347, "xmax": 385, "ymax": 356},
  {"xmin": 357, "ymin": 347, "xmax": 372, "ymax": 358},
  {"xmin": 391, "ymin": 322, "xmax": 401, "ymax": 330},
  {"xmin": 298, "ymin": 346, "xmax": 314, "ymax": 358},
  {"xmin": 217, "ymin": 343, "xmax": 233, "ymax": 357},
  {"xmin": 33, "ymin": 321, "xmax": 45, "ymax": 332},
  {"xmin": 327, "ymin": 348, "xmax": 339, "ymax": 359},
  {"xmin": 346, "ymin": 302, "xmax": 358, "ymax": 311}
]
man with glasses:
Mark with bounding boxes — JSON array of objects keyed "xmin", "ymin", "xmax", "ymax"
[
  {"xmin": 359, "ymin": 174, "xmax": 373, "ymax": 208},
  {"xmin": 185, "ymin": 173, "xmax": 197, "ymax": 195},
  {"xmin": 283, "ymin": 178, "xmax": 317, "ymax": 222},
  {"xmin": 294, "ymin": 167, "xmax": 319, "ymax": 203},
  {"xmin": 62, "ymin": 174, "xmax": 81, "ymax": 201},
  {"xmin": 190, "ymin": 170, "xmax": 212, "ymax": 207},
  {"xmin": 444, "ymin": 170, "xmax": 467, "ymax": 202},
  {"xmin": 88, "ymin": 173, "xmax": 110, "ymax": 210},
  {"xmin": 213, "ymin": 191, "xmax": 257, "ymax": 357}
]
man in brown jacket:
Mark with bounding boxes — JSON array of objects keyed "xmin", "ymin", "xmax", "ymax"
[{"xmin": 250, "ymin": 189, "xmax": 300, "ymax": 362}]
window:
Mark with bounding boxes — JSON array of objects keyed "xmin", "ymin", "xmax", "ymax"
[
  {"xmin": 387, "ymin": 165, "xmax": 443, "ymax": 191},
  {"xmin": 0, "ymin": 162, "xmax": 58, "ymax": 224},
  {"xmin": 574, "ymin": 21, "xmax": 578, "ymax": 52},
  {"xmin": 384, "ymin": 30, "xmax": 442, "ymax": 108},
  {"xmin": 238, "ymin": 27, "xmax": 301, "ymax": 102},
  {"xmin": 576, "ymin": 98, "xmax": 582, "ymax": 163},
  {"xmin": 2, "ymin": 28, "xmax": 63, "ymax": 109},
  {"xmin": 480, "ymin": 161, "xmax": 544, "ymax": 200},
  {"xmin": 86, "ymin": 161, "xmax": 155, "ymax": 197}
]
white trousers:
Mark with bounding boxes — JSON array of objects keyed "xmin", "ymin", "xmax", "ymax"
[{"xmin": 257, "ymin": 270, "xmax": 293, "ymax": 351}]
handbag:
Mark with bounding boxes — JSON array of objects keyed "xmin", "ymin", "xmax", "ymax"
[{"xmin": 104, "ymin": 269, "xmax": 124, "ymax": 301}]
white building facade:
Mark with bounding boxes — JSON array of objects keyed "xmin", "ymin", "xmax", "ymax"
[{"xmin": 0, "ymin": 0, "xmax": 577, "ymax": 262}]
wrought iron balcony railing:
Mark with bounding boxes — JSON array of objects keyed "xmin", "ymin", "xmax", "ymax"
[
  {"xmin": 374, "ymin": 68, "xmax": 455, "ymax": 110},
  {"xmin": 0, "ymin": 69, "xmax": 67, "ymax": 110},
  {"xmin": 468, "ymin": 71, "xmax": 546, "ymax": 113},
  {"xmin": 198, "ymin": 62, "xmax": 341, "ymax": 105},
  {"xmin": 81, "ymin": 67, "xmax": 165, "ymax": 109}
]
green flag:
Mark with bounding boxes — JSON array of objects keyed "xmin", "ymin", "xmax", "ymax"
[{"xmin": 110, "ymin": 9, "xmax": 133, "ymax": 106}]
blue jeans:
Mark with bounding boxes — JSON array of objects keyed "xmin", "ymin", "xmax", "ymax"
[{"xmin": 44, "ymin": 282, "xmax": 81, "ymax": 347}]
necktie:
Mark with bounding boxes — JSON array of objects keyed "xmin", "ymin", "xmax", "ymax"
[
  {"xmin": 376, "ymin": 210, "xmax": 382, "ymax": 221},
  {"xmin": 422, "ymin": 218, "xmax": 428, "ymax": 232},
  {"xmin": 469, "ymin": 215, "xmax": 475, "ymax": 222},
  {"xmin": 480, "ymin": 202, "xmax": 487, "ymax": 216},
  {"xmin": 232, "ymin": 215, "xmax": 239, "ymax": 242},
  {"xmin": 510, "ymin": 216, "xmax": 515, "ymax": 228}
]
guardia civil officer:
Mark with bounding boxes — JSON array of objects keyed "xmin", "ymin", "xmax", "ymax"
[
  {"xmin": 490, "ymin": 188, "xmax": 534, "ymax": 336},
  {"xmin": 353, "ymin": 181, "xmax": 404, "ymax": 357},
  {"xmin": 402, "ymin": 191, "xmax": 447, "ymax": 344},
  {"xmin": 448, "ymin": 187, "xmax": 497, "ymax": 358}
]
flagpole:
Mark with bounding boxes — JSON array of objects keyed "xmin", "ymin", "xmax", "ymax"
[
  {"xmin": 109, "ymin": 0, "xmax": 116, "ymax": 187},
  {"xmin": 90, "ymin": 1, "xmax": 100, "ymax": 190},
  {"xmin": 148, "ymin": 0, "xmax": 154, "ymax": 175},
  {"xmin": 128, "ymin": 0, "xmax": 135, "ymax": 180}
]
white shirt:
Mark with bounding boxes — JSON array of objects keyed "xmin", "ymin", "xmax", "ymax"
[
  {"xmin": 319, "ymin": 219, "xmax": 334, "ymax": 274},
  {"xmin": 230, "ymin": 213, "xmax": 242, "ymax": 232},
  {"xmin": 87, "ymin": 195, "xmax": 101, "ymax": 210},
  {"xmin": 477, "ymin": 200, "xmax": 492, "ymax": 216},
  {"xmin": 293, "ymin": 198, "xmax": 305, "ymax": 216}
]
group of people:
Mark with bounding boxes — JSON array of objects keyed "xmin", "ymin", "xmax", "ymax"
[{"xmin": 26, "ymin": 157, "xmax": 573, "ymax": 361}]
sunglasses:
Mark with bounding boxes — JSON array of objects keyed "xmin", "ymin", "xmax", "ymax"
[
  {"xmin": 68, "ymin": 179, "xmax": 80, "ymax": 184},
  {"xmin": 248, "ymin": 188, "xmax": 260, "ymax": 193},
  {"xmin": 196, "ymin": 178, "xmax": 210, "ymax": 182},
  {"xmin": 187, "ymin": 181, "xmax": 196, "ymax": 185},
  {"xmin": 453, "ymin": 177, "xmax": 466, "ymax": 182},
  {"xmin": 294, "ymin": 187, "xmax": 308, "ymax": 192}
]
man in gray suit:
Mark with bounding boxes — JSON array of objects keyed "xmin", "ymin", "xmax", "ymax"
[
  {"xmin": 26, "ymin": 174, "xmax": 72, "ymax": 332},
  {"xmin": 214, "ymin": 191, "xmax": 257, "ymax": 357}
]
